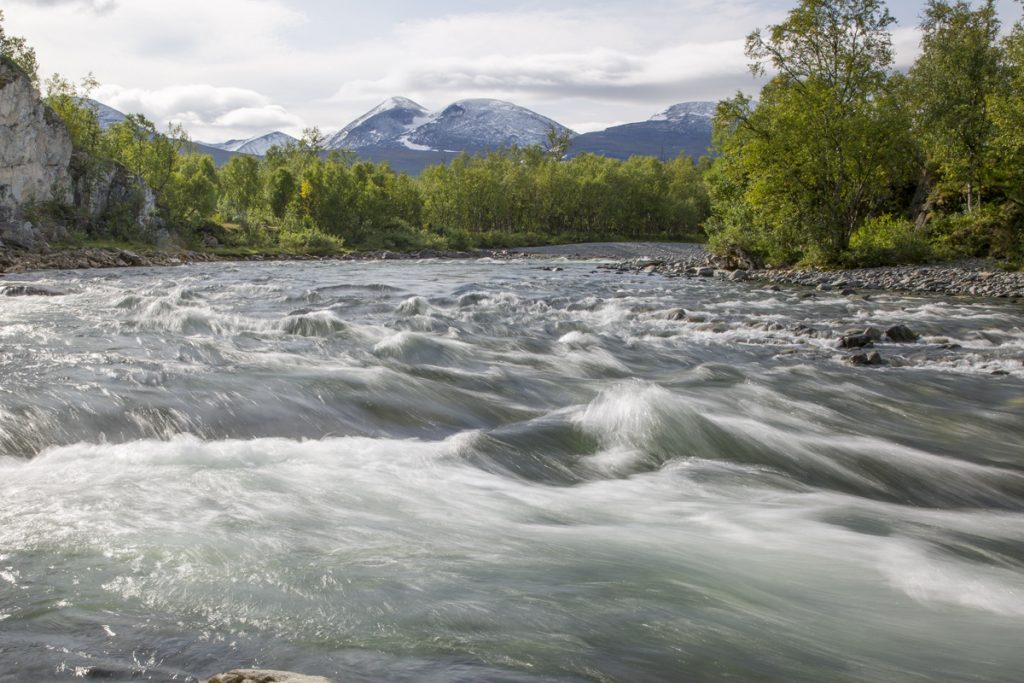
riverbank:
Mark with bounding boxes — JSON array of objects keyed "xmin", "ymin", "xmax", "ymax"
[
  {"xmin": 587, "ymin": 248, "xmax": 1024, "ymax": 301},
  {"xmin": 0, "ymin": 245, "xmax": 524, "ymax": 276},
  {"xmin": 3, "ymin": 241, "xmax": 1023, "ymax": 301}
]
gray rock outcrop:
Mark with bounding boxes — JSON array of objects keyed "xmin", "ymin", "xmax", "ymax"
[{"xmin": 0, "ymin": 57, "xmax": 73, "ymax": 247}]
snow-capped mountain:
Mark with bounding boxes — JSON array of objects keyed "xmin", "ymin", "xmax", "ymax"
[
  {"xmin": 206, "ymin": 131, "xmax": 298, "ymax": 156},
  {"xmin": 404, "ymin": 99, "xmax": 573, "ymax": 152},
  {"xmin": 325, "ymin": 96, "xmax": 429, "ymax": 150},
  {"xmin": 80, "ymin": 96, "xmax": 719, "ymax": 172},
  {"xmin": 326, "ymin": 97, "xmax": 574, "ymax": 154},
  {"xmin": 569, "ymin": 101, "xmax": 717, "ymax": 162}
]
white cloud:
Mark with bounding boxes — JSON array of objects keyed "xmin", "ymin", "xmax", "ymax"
[
  {"xmin": 9, "ymin": 0, "xmax": 982, "ymax": 140},
  {"xmin": 93, "ymin": 84, "xmax": 304, "ymax": 142}
]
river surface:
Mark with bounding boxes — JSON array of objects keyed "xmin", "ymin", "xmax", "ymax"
[{"xmin": 1, "ymin": 258, "xmax": 1023, "ymax": 682}]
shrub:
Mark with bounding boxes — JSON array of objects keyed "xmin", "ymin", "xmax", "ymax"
[{"xmin": 845, "ymin": 214, "xmax": 932, "ymax": 266}]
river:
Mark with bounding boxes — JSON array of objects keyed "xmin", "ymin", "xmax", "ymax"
[{"xmin": 1, "ymin": 258, "xmax": 1022, "ymax": 682}]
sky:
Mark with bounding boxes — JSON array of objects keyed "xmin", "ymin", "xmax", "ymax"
[{"xmin": 4, "ymin": 0, "xmax": 1022, "ymax": 143}]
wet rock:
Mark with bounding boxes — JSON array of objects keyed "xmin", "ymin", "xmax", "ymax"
[
  {"xmin": 838, "ymin": 333, "xmax": 873, "ymax": 349},
  {"xmin": 885, "ymin": 324, "xmax": 919, "ymax": 343},
  {"xmin": 728, "ymin": 269, "xmax": 749, "ymax": 281},
  {"xmin": 1, "ymin": 284, "xmax": 65, "ymax": 296},
  {"xmin": 660, "ymin": 307, "xmax": 687, "ymax": 321},
  {"xmin": 863, "ymin": 326, "xmax": 883, "ymax": 342},
  {"xmin": 848, "ymin": 351, "xmax": 884, "ymax": 366},
  {"xmin": 206, "ymin": 670, "xmax": 333, "ymax": 683},
  {"xmin": 696, "ymin": 267, "xmax": 714, "ymax": 277}
]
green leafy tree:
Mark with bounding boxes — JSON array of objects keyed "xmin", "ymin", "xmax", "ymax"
[
  {"xmin": 707, "ymin": 0, "xmax": 916, "ymax": 264},
  {"xmin": 909, "ymin": 0, "xmax": 1002, "ymax": 212},
  {"xmin": 266, "ymin": 167, "xmax": 297, "ymax": 220},
  {"xmin": 44, "ymin": 73, "xmax": 103, "ymax": 155},
  {"xmin": 990, "ymin": 17, "xmax": 1024, "ymax": 208},
  {"xmin": 102, "ymin": 114, "xmax": 181, "ymax": 195},
  {"xmin": 218, "ymin": 154, "xmax": 262, "ymax": 224},
  {"xmin": 165, "ymin": 154, "xmax": 219, "ymax": 230},
  {"xmin": 0, "ymin": 10, "xmax": 39, "ymax": 87}
]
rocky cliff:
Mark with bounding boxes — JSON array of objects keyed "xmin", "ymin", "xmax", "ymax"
[
  {"xmin": 0, "ymin": 56, "xmax": 73, "ymax": 248},
  {"xmin": 0, "ymin": 57, "xmax": 161, "ymax": 249}
]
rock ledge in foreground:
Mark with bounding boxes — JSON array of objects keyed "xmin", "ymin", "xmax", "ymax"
[{"xmin": 206, "ymin": 669, "xmax": 333, "ymax": 683}]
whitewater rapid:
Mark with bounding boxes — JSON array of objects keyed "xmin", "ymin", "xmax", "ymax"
[{"xmin": 0, "ymin": 259, "xmax": 1022, "ymax": 682}]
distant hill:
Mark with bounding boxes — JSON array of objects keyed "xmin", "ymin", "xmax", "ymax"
[{"xmin": 569, "ymin": 102, "xmax": 717, "ymax": 162}]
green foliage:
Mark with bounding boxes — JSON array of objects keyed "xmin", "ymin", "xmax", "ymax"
[
  {"xmin": 44, "ymin": 73, "xmax": 103, "ymax": 154},
  {"xmin": 218, "ymin": 155, "xmax": 262, "ymax": 224},
  {"xmin": 928, "ymin": 203, "xmax": 1024, "ymax": 260},
  {"xmin": 846, "ymin": 214, "xmax": 932, "ymax": 266},
  {"xmin": 277, "ymin": 224, "xmax": 346, "ymax": 255},
  {"xmin": 908, "ymin": 0, "xmax": 1001, "ymax": 212},
  {"xmin": 419, "ymin": 148, "xmax": 710, "ymax": 243},
  {"xmin": 0, "ymin": 10, "xmax": 39, "ymax": 88},
  {"xmin": 707, "ymin": 0, "xmax": 917, "ymax": 265},
  {"xmin": 165, "ymin": 154, "xmax": 218, "ymax": 231}
]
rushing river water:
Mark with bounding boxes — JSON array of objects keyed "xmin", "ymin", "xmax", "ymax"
[{"xmin": 1, "ymin": 258, "xmax": 1023, "ymax": 682}]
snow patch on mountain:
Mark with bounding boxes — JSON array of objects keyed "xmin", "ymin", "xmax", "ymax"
[
  {"xmin": 406, "ymin": 99, "xmax": 574, "ymax": 152},
  {"xmin": 207, "ymin": 131, "xmax": 298, "ymax": 156},
  {"xmin": 326, "ymin": 97, "xmax": 430, "ymax": 150},
  {"xmin": 649, "ymin": 101, "xmax": 718, "ymax": 122}
]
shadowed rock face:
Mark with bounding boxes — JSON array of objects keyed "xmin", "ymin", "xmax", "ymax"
[
  {"xmin": 0, "ymin": 57, "xmax": 73, "ymax": 245},
  {"xmin": 206, "ymin": 670, "xmax": 333, "ymax": 683}
]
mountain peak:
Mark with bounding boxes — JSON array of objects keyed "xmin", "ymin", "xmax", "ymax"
[
  {"xmin": 408, "ymin": 99, "xmax": 574, "ymax": 152},
  {"xmin": 206, "ymin": 131, "xmax": 298, "ymax": 155},
  {"xmin": 326, "ymin": 96, "xmax": 430, "ymax": 150}
]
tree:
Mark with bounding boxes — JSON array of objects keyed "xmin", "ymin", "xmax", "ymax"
[
  {"xmin": 707, "ymin": 0, "xmax": 915, "ymax": 264},
  {"xmin": 45, "ymin": 73, "xmax": 103, "ymax": 155},
  {"xmin": 165, "ymin": 154, "xmax": 218, "ymax": 230},
  {"xmin": 102, "ymin": 114, "xmax": 181, "ymax": 195},
  {"xmin": 0, "ymin": 10, "xmax": 39, "ymax": 87},
  {"xmin": 219, "ymin": 154, "xmax": 262, "ymax": 224},
  {"xmin": 544, "ymin": 126, "xmax": 572, "ymax": 160},
  {"xmin": 266, "ymin": 167, "xmax": 297, "ymax": 220},
  {"xmin": 909, "ymin": 0, "xmax": 1001, "ymax": 212},
  {"xmin": 989, "ymin": 17, "xmax": 1024, "ymax": 208}
]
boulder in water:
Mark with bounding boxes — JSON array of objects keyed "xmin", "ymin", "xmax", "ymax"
[
  {"xmin": 838, "ymin": 333, "xmax": 873, "ymax": 349},
  {"xmin": 885, "ymin": 324, "xmax": 919, "ymax": 343}
]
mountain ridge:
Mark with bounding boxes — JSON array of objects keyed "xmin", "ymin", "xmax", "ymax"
[{"xmin": 86, "ymin": 97, "xmax": 717, "ymax": 173}]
